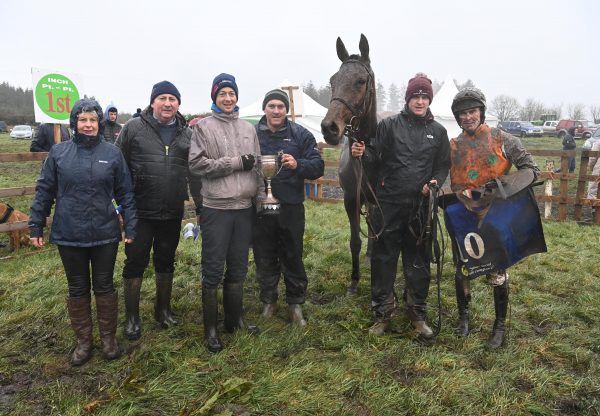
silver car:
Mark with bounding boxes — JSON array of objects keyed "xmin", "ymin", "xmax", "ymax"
[
  {"xmin": 10, "ymin": 125, "xmax": 33, "ymax": 139},
  {"xmin": 582, "ymin": 127, "xmax": 599, "ymax": 150}
]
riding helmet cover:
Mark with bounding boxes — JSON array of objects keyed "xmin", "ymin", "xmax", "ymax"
[{"xmin": 451, "ymin": 87, "xmax": 486, "ymax": 125}]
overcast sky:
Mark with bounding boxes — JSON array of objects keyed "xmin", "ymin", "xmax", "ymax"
[{"xmin": 1, "ymin": 0, "xmax": 598, "ymax": 117}]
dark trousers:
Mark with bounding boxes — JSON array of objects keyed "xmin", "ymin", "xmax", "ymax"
[
  {"xmin": 122, "ymin": 218, "xmax": 182, "ymax": 279},
  {"xmin": 370, "ymin": 201, "xmax": 431, "ymax": 320},
  {"xmin": 200, "ymin": 207, "xmax": 253, "ymax": 289},
  {"xmin": 253, "ymin": 204, "xmax": 307, "ymax": 305},
  {"xmin": 58, "ymin": 242, "xmax": 119, "ymax": 298}
]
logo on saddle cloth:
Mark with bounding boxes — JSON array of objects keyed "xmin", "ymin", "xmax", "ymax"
[{"xmin": 444, "ymin": 185, "xmax": 546, "ymax": 278}]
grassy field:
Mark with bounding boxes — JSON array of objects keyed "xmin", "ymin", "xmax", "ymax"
[{"xmin": 0, "ymin": 133, "xmax": 599, "ymax": 415}]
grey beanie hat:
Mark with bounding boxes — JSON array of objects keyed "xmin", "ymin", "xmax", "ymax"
[{"xmin": 262, "ymin": 89, "xmax": 290, "ymax": 112}]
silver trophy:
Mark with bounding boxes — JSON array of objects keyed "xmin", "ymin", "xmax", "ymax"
[{"xmin": 259, "ymin": 154, "xmax": 281, "ymax": 215}]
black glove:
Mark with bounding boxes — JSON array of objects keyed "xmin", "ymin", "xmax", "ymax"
[{"xmin": 240, "ymin": 154, "xmax": 255, "ymax": 171}]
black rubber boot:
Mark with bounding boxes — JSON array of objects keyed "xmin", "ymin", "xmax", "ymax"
[
  {"xmin": 96, "ymin": 291, "xmax": 121, "ymax": 360},
  {"xmin": 223, "ymin": 282, "xmax": 259, "ymax": 334},
  {"xmin": 488, "ymin": 280, "xmax": 509, "ymax": 350},
  {"xmin": 455, "ymin": 270, "xmax": 471, "ymax": 337},
  {"xmin": 202, "ymin": 286, "xmax": 223, "ymax": 353},
  {"xmin": 66, "ymin": 296, "xmax": 93, "ymax": 366},
  {"xmin": 123, "ymin": 278, "xmax": 142, "ymax": 340},
  {"xmin": 155, "ymin": 272, "xmax": 177, "ymax": 328}
]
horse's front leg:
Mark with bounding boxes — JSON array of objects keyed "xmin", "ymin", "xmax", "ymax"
[{"xmin": 344, "ymin": 197, "xmax": 362, "ymax": 295}]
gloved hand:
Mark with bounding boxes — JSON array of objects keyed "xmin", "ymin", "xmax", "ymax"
[{"xmin": 240, "ymin": 154, "xmax": 255, "ymax": 171}]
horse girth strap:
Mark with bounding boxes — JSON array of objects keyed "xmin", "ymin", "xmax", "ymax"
[{"xmin": 0, "ymin": 204, "xmax": 15, "ymax": 224}]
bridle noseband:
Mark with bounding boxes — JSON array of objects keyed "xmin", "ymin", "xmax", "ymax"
[{"xmin": 329, "ymin": 59, "xmax": 375, "ymax": 135}]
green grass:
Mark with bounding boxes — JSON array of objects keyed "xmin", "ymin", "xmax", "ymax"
[{"xmin": 1, "ymin": 133, "xmax": 600, "ymax": 415}]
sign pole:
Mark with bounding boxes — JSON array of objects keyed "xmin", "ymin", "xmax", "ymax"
[
  {"xmin": 281, "ymin": 85, "xmax": 299, "ymax": 123},
  {"xmin": 53, "ymin": 124, "xmax": 61, "ymax": 145}
]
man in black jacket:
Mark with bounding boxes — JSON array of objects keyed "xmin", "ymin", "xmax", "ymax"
[
  {"xmin": 116, "ymin": 80, "xmax": 202, "ymax": 341},
  {"xmin": 353, "ymin": 73, "xmax": 450, "ymax": 339},
  {"xmin": 253, "ymin": 89, "xmax": 324, "ymax": 327},
  {"xmin": 30, "ymin": 123, "xmax": 71, "ymax": 152},
  {"xmin": 102, "ymin": 105, "xmax": 122, "ymax": 144}
]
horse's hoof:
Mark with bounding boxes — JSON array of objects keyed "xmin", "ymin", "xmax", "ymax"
[{"xmin": 346, "ymin": 280, "xmax": 359, "ymax": 296}]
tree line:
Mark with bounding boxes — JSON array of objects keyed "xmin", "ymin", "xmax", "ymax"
[
  {"xmin": 303, "ymin": 78, "xmax": 599, "ymax": 123},
  {"xmin": 0, "ymin": 82, "xmax": 35, "ymax": 125}
]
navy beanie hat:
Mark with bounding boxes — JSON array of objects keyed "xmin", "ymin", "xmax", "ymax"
[
  {"xmin": 150, "ymin": 80, "xmax": 181, "ymax": 104},
  {"xmin": 211, "ymin": 73, "xmax": 238, "ymax": 103}
]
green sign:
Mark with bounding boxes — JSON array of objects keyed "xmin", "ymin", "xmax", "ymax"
[{"xmin": 34, "ymin": 73, "xmax": 80, "ymax": 121}]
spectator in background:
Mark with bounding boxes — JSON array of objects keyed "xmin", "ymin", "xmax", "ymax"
[
  {"xmin": 102, "ymin": 105, "xmax": 122, "ymax": 144},
  {"xmin": 30, "ymin": 123, "xmax": 71, "ymax": 152},
  {"xmin": 116, "ymin": 81, "xmax": 202, "ymax": 342},
  {"xmin": 29, "ymin": 99, "xmax": 136, "ymax": 366},
  {"xmin": 189, "ymin": 73, "xmax": 262, "ymax": 353},
  {"xmin": 563, "ymin": 127, "xmax": 577, "ymax": 173},
  {"xmin": 587, "ymin": 139, "xmax": 600, "ymax": 201},
  {"xmin": 132, "ymin": 108, "xmax": 142, "ymax": 118}
]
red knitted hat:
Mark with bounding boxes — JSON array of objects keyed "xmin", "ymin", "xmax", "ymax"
[{"xmin": 405, "ymin": 73, "xmax": 433, "ymax": 103}]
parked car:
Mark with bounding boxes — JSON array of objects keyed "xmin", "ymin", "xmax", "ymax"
[
  {"xmin": 555, "ymin": 119, "xmax": 595, "ymax": 139},
  {"xmin": 498, "ymin": 121, "xmax": 543, "ymax": 138},
  {"xmin": 9, "ymin": 125, "xmax": 33, "ymax": 140},
  {"xmin": 542, "ymin": 120, "xmax": 559, "ymax": 136},
  {"xmin": 582, "ymin": 127, "xmax": 600, "ymax": 150},
  {"xmin": 0, "ymin": 121, "xmax": 8, "ymax": 133}
]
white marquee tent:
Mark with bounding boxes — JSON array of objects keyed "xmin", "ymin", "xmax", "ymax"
[
  {"xmin": 429, "ymin": 75, "xmax": 498, "ymax": 140},
  {"xmin": 238, "ymin": 80, "xmax": 328, "ymax": 143}
]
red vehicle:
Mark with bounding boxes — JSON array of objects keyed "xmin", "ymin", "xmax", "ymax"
[{"xmin": 555, "ymin": 119, "xmax": 595, "ymax": 139}]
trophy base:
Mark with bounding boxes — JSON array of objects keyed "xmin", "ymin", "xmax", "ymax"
[{"xmin": 261, "ymin": 203, "xmax": 280, "ymax": 215}]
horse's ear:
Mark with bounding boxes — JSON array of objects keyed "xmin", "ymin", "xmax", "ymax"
[
  {"xmin": 359, "ymin": 34, "xmax": 370, "ymax": 63},
  {"xmin": 336, "ymin": 37, "xmax": 350, "ymax": 62}
]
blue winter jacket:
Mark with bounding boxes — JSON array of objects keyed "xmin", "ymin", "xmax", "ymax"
[
  {"xmin": 29, "ymin": 135, "xmax": 137, "ymax": 246},
  {"xmin": 256, "ymin": 117, "xmax": 324, "ymax": 204}
]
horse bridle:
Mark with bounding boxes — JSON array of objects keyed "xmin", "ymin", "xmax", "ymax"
[
  {"xmin": 329, "ymin": 59, "xmax": 375, "ymax": 134},
  {"xmin": 329, "ymin": 58, "xmax": 383, "ymax": 240}
]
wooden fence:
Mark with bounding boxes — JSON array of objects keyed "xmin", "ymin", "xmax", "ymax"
[{"xmin": 2, "ymin": 147, "xmax": 600, "ymax": 248}]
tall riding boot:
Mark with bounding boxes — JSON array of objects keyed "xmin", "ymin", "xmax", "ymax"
[
  {"xmin": 488, "ymin": 281, "xmax": 509, "ymax": 350},
  {"xmin": 66, "ymin": 296, "xmax": 93, "ymax": 366},
  {"xmin": 455, "ymin": 270, "xmax": 471, "ymax": 337},
  {"xmin": 223, "ymin": 282, "xmax": 259, "ymax": 334},
  {"xmin": 96, "ymin": 291, "xmax": 121, "ymax": 360},
  {"xmin": 123, "ymin": 277, "xmax": 142, "ymax": 340},
  {"xmin": 155, "ymin": 272, "xmax": 177, "ymax": 328},
  {"xmin": 202, "ymin": 286, "xmax": 223, "ymax": 353}
]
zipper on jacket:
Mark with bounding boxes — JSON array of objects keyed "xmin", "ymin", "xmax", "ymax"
[{"xmin": 165, "ymin": 145, "xmax": 169, "ymax": 156}]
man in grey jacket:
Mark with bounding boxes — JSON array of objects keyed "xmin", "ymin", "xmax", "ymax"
[{"xmin": 189, "ymin": 73, "xmax": 262, "ymax": 353}]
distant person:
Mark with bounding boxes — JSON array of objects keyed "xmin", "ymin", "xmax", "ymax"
[
  {"xmin": 102, "ymin": 105, "xmax": 122, "ymax": 144},
  {"xmin": 562, "ymin": 127, "xmax": 577, "ymax": 173},
  {"xmin": 253, "ymin": 89, "xmax": 324, "ymax": 327},
  {"xmin": 189, "ymin": 73, "xmax": 262, "ymax": 353},
  {"xmin": 132, "ymin": 108, "xmax": 142, "ymax": 118},
  {"xmin": 29, "ymin": 99, "xmax": 136, "ymax": 366},
  {"xmin": 116, "ymin": 81, "xmax": 202, "ymax": 341},
  {"xmin": 30, "ymin": 123, "xmax": 71, "ymax": 152}
]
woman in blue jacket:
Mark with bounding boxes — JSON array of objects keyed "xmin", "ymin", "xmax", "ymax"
[{"xmin": 29, "ymin": 99, "xmax": 136, "ymax": 366}]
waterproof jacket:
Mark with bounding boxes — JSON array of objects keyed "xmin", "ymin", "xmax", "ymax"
[
  {"xmin": 189, "ymin": 111, "xmax": 262, "ymax": 210},
  {"xmin": 30, "ymin": 123, "xmax": 71, "ymax": 152},
  {"xmin": 256, "ymin": 117, "xmax": 324, "ymax": 205},
  {"xmin": 29, "ymin": 135, "xmax": 136, "ymax": 246},
  {"xmin": 116, "ymin": 107, "xmax": 202, "ymax": 220},
  {"xmin": 102, "ymin": 121, "xmax": 122, "ymax": 144},
  {"xmin": 369, "ymin": 108, "xmax": 450, "ymax": 204}
]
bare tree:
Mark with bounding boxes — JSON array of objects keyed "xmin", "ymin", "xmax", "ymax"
[
  {"xmin": 489, "ymin": 95, "xmax": 521, "ymax": 122},
  {"xmin": 567, "ymin": 103, "xmax": 586, "ymax": 120},
  {"xmin": 589, "ymin": 105, "xmax": 600, "ymax": 123},
  {"xmin": 388, "ymin": 83, "xmax": 401, "ymax": 112},
  {"xmin": 544, "ymin": 104, "xmax": 562, "ymax": 120},
  {"xmin": 519, "ymin": 98, "xmax": 545, "ymax": 121},
  {"xmin": 303, "ymin": 81, "xmax": 318, "ymax": 102},
  {"xmin": 376, "ymin": 81, "xmax": 387, "ymax": 112}
]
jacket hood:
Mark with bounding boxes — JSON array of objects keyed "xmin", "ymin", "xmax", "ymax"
[
  {"xmin": 104, "ymin": 103, "xmax": 118, "ymax": 120},
  {"xmin": 70, "ymin": 98, "xmax": 105, "ymax": 135},
  {"xmin": 401, "ymin": 106, "xmax": 434, "ymax": 123}
]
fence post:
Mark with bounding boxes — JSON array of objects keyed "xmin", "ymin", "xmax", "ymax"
[
  {"xmin": 573, "ymin": 152, "xmax": 589, "ymax": 221},
  {"xmin": 544, "ymin": 160, "xmax": 554, "ymax": 219}
]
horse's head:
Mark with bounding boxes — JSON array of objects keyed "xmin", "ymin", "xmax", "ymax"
[{"xmin": 321, "ymin": 34, "xmax": 375, "ymax": 145}]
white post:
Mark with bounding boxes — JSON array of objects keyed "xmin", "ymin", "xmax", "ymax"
[{"xmin": 544, "ymin": 160, "xmax": 554, "ymax": 219}]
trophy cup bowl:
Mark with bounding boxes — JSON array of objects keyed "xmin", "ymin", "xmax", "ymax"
[{"xmin": 259, "ymin": 154, "xmax": 280, "ymax": 215}]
